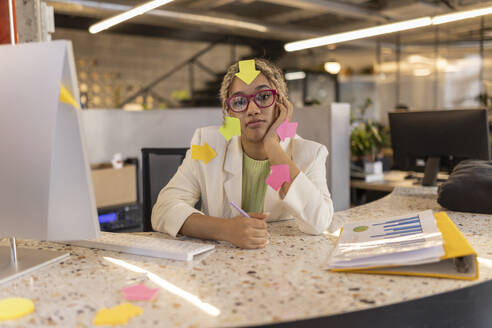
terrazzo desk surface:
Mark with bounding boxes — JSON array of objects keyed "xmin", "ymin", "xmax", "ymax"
[{"xmin": 2, "ymin": 186, "xmax": 492, "ymax": 327}]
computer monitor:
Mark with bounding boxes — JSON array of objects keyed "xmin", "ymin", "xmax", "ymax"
[
  {"xmin": 0, "ymin": 41, "xmax": 99, "ymax": 284},
  {"xmin": 389, "ymin": 109, "xmax": 491, "ymax": 186}
]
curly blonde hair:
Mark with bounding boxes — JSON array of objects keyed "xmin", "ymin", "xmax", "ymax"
[{"xmin": 219, "ymin": 58, "xmax": 288, "ymax": 122}]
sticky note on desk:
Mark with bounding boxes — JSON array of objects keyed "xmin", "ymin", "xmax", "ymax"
[
  {"xmin": 192, "ymin": 142, "xmax": 216, "ymax": 164},
  {"xmin": 219, "ymin": 116, "xmax": 241, "ymax": 141},
  {"xmin": 275, "ymin": 119, "xmax": 297, "ymax": 142},
  {"xmin": 0, "ymin": 297, "xmax": 35, "ymax": 321},
  {"xmin": 93, "ymin": 303, "xmax": 143, "ymax": 326},
  {"xmin": 266, "ymin": 164, "xmax": 291, "ymax": 191},
  {"xmin": 122, "ymin": 284, "xmax": 159, "ymax": 301}
]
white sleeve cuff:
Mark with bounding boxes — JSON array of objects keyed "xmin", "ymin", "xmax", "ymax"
[
  {"xmin": 154, "ymin": 203, "xmax": 204, "ymax": 238},
  {"xmin": 283, "ymin": 172, "xmax": 332, "ymax": 234}
]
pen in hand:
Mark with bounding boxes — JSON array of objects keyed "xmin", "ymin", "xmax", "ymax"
[
  {"xmin": 230, "ymin": 201, "xmax": 270, "ymax": 242},
  {"xmin": 230, "ymin": 201, "xmax": 250, "ymax": 218}
]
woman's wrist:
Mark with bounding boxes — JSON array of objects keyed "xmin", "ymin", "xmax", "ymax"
[
  {"xmin": 263, "ymin": 137, "xmax": 281, "ymax": 156},
  {"xmin": 181, "ymin": 213, "xmax": 231, "ymax": 243}
]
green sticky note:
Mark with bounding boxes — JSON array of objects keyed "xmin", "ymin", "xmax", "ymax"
[{"xmin": 219, "ymin": 116, "xmax": 241, "ymax": 141}]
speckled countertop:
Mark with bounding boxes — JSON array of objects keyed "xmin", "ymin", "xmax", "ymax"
[{"xmin": 2, "ymin": 186, "xmax": 492, "ymax": 327}]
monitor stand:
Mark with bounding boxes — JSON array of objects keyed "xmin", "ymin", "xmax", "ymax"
[
  {"xmin": 0, "ymin": 237, "xmax": 69, "ymax": 285},
  {"xmin": 422, "ymin": 157, "xmax": 441, "ymax": 186}
]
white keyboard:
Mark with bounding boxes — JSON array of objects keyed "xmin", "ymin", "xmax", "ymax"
[{"xmin": 62, "ymin": 232, "xmax": 215, "ymax": 261}]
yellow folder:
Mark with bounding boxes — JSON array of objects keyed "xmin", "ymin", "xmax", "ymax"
[{"xmin": 331, "ymin": 212, "xmax": 478, "ymax": 280}]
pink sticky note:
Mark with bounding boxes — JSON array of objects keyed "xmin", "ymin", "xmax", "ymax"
[
  {"xmin": 266, "ymin": 164, "xmax": 291, "ymax": 191},
  {"xmin": 275, "ymin": 119, "xmax": 298, "ymax": 142},
  {"xmin": 121, "ymin": 284, "xmax": 159, "ymax": 301}
]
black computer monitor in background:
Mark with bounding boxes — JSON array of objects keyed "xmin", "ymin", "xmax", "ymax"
[{"xmin": 389, "ymin": 109, "xmax": 491, "ymax": 186}]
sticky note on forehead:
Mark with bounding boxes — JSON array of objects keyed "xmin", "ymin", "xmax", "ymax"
[{"xmin": 235, "ymin": 59, "xmax": 260, "ymax": 85}]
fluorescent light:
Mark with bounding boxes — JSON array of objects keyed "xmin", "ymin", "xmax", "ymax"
[
  {"xmin": 285, "ymin": 71, "xmax": 306, "ymax": 80},
  {"xmin": 284, "ymin": 5, "xmax": 492, "ymax": 52},
  {"xmin": 89, "ymin": 0, "xmax": 174, "ymax": 34},
  {"xmin": 324, "ymin": 61, "xmax": 341, "ymax": 74},
  {"xmin": 413, "ymin": 68, "xmax": 431, "ymax": 76},
  {"xmin": 284, "ymin": 17, "xmax": 431, "ymax": 52},
  {"xmin": 432, "ymin": 6, "xmax": 492, "ymax": 25},
  {"xmin": 436, "ymin": 58, "xmax": 448, "ymax": 70}
]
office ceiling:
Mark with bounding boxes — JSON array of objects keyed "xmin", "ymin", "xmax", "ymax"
[{"xmin": 48, "ymin": 0, "xmax": 492, "ymax": 49}]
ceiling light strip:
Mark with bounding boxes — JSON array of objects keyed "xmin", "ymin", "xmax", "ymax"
[
  {"xmin": 285, "ymin": 5, "xmax": 492, "ymax": 52},
  {"xmin": 432, "ymin": 6, "xmax": 492, "ymax": 25},
  {"xmin": 285, "ymin": 17, "xmax": 432, "ymax": 52},
  {"xmin": 89, "ymin": 0, "xmax": 174, "ymax": 34}
]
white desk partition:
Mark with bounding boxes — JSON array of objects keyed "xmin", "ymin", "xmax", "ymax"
[
  {"xmin": 293, "ymin": 103, "xmax": 351, "ymax": 211},
  {"xmin": 80, "ymin": 108, "xmax": 222, "ymax": 164}
]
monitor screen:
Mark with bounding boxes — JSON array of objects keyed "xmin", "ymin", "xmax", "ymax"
[{"xmin": 389, "ymin": 109, "xmax": 491, "ymax": 186}]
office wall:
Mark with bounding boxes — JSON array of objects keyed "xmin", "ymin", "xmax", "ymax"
[{"xmin": 53, "ymin": 28, "xmax": 251, "ymax": 109}]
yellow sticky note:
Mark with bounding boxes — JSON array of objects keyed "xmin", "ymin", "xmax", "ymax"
[
  {"xmin": 93, "ymin": 303, "xmax": 143, "ymax": 326},
  {"xmin": 219, "ymin": 116, "xmax": 241, "ymax": 141},
  {"xmin": 0, "ymin": 298, "xmax": 35, "ymax": 321},
  {"xmin": 235, "ymin": 59, "xmax": 260, "ymax": 85},
  {"xmin": 114, "ymin": 303, "xmax": 143, "ymax": 317},
  {"xmin": 60, "ymin": 84, "xmax": 80, "ymax": 109},
  {"xmin": 192, "ymin": 142, "xmax": 216, "ymax": 164}
]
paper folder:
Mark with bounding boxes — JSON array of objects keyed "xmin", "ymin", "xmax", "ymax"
[{"xmin": 331, "ymin": 212, "xmax": 478, "ymax": 280}]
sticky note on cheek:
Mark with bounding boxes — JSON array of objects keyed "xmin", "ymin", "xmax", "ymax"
[
  {"xmin": 275, "ymin": 119, "xmax": 298, "ymax": 142},
  {"xmin": 266, "ymin": 164, "xmax": 291, "ymax": 191},
  {"xmin": 219, "ymin": 116, "xmax": 241, "ymax": 141}
]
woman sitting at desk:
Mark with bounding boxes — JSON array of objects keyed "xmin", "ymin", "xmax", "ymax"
[{"xmin": 152, "ymin": 58, "xmax": 333, "ymax": 249}]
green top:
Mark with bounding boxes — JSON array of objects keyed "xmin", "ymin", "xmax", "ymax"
[{"xmin": 241, "ymin": 152, "xmax": 270, "ymax": 214}]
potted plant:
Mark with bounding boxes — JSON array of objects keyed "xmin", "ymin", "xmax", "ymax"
[{"xmin": 350, "ymin": 121, "xmax": 384, "ymax": 174}]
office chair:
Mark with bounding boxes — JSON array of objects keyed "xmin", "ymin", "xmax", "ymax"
[{"xmin": 141, "ymin": 148, "xmax": 188, "ymax": 232}]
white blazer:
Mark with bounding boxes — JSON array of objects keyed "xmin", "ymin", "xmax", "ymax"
[{"xmin": 151, "ymin": 126, "xmax": 334, "ymax": 237}]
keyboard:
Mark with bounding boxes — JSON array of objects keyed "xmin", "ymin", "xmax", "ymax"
[{"xmin": 62, "ymin": 232, "xmax": 215, "ymax": 261}]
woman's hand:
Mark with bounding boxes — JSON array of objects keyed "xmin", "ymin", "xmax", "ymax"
[
  {"xmin": 224, "ymin": 212, "xmax": 269, "ymax": 249},
  {"xmin": 263, "ymin": 94, "xmax": 294, "ymax": 147}
]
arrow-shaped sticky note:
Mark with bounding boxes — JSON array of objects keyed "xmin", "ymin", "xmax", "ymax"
[
  {"xmin": 219, "ymin": 116, "xmax": 241, "ymax": 141},
  {"xmin": 275, "ymin": 119, "xmax": 298, "ymax": 142},
  {"xmin": 235, "ymin": 59, "xmax": 260, "ymax": 85},
  {"xmin": 60, "ymin": 85, "xmax": 80, "ymax": 109},
  {"xmin": 266, "ymin": 164, "xmax": 291, "ymax": 191},
  {"xmin": 122, "ymin": 284, "xmax": 159, "ymax": 301},
  {"xmin": 0, "ymin": 298, "xmax": 35, "ymax": 321},
  {"xmin": 93, "ymin": 303, "xmax": 143, "ymax": 326},
  {"xmin": 192, "ymin": 142, "xmax": 216, "ymax": 164}
]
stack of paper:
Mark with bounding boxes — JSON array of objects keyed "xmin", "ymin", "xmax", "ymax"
[{"xmin": 328, "ymin": 210, "xmax": 478, "ymax": 280}]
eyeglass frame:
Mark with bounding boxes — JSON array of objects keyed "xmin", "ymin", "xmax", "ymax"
[{"xmin": 225, "ymin": 89, "xmax": 278, "ymax": 113}]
